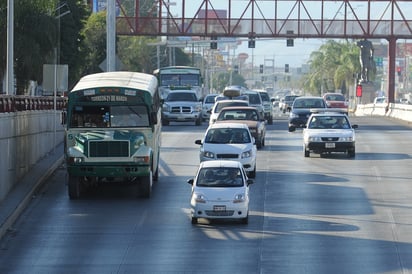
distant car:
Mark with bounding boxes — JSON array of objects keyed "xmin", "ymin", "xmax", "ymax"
[
  {"xmin": 195, "ymin": 123, "xmax": 257, "ymax": 178},
  {"xmin": 288, "ymin": 96, "xmax": 327, "ymax": 132},
  {"xmin": 242, "ymin": 90, "xmax": 264, "ymax": 117},
  {"xmin": 215, "ymin": 106, "xmax": 266, "ymax": 149},
  {"xmin": 323, "ymin": 93, "xmax": 348, "ymax": 113},
  {"xmin": 256, "ymin": 90, "xmax": 274, "ymax": 124},
  {"xmin": 201, "ymin": 93, "xmax": 218, "ymax": 121},
  {"xmin": 374, "ymin": 96, "xmax": 387, "ymax": 104},
  {"xmin": 187, "ymin": 160, "xmax": 254, "ymax": 224},
  {"xmin": 303, "ymin": 112, "xmax": 358, "ymax": 158},
  {"xmin": 281, "ymin": 95, "xmax": 300, "ymax": 113},
  {"xmin": 209, "ymin": 99, "xmax": 249, "ymax": 125}
]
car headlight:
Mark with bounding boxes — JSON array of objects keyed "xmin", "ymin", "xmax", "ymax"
[
  {"xmin": 203, "ymin": 151, "xmax": 215, "ymax": 158},
  {"xmin": 308, "ymin": 136, "xmax": 322, "ymax": 142},
  {"xmin": 233, "ymin": 193, "xmax": 246, "ymax": 203},
  {"xmin": 163, "ymin": 104, "xmax": 170, "ymax": 112},
  {"xmin": 289, "ymin": 112, "xmax": 299, "ymax": 119},
  {"xmin": 192, "ymin": 193, "xmax": 206, "ymax": 203},
  {"xmin": 194, "ymin": 104, "xmax": 202, "ymax": 112},
  {"xmin": 241, "ymin": 150, "xmax": 252, "ymax": 158},
  {"xmin": 340, "ymin": 136, "xmax": 353, "ymax": 142}
]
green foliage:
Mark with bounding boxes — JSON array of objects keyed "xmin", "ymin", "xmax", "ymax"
[{"xmin": 303, "ymin": 40, "xmax": 361, "ymax": 96}]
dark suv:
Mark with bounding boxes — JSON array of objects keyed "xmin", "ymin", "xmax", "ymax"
[{"xmin": 288, "ymin": 96, "xmax": 327, "ymax": 132}]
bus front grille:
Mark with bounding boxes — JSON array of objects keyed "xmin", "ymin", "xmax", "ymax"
[{"xmin": 89, "ymin": 141, "xmax": 129, "ymax": 157}]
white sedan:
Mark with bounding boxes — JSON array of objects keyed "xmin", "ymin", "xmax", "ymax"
[
  {"xmin": 195, "ymin": 123, "xmax": 257, "ymax": 177},
  {"xmin": 187, "ymin": 160, "xmax": 254, "ymax": 224},
  {"xmin": 303, "ymin": 112, "xmax": 358, "ymax": 158}
]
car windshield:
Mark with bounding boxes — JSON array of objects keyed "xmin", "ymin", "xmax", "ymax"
[
  {"xmin": 247, "ymin": 94, "xmax": 261, "ymax": 104},
  {"xmin": 215, "ymin": 101, "xmax": 248, "ymax": 113},
  {"xmin": 218, "ymin": 109, "xmax": 258, "ymax": 121},
  {"xmin": 196, "ymin": 167, "xmax": 243, "ymax": 187},
  {"xmin": 325, "ymin": 94, "xmax": 345, "ymax": 101},
  {"xmin": 205, "ymin": 95, "xmax": 217, "ymax": 104},
  {"xmin": 166, "ymin": 92, "xmax": 197, "ymax": 102},
  {"xmin": 205, "ymin": 128, "xmax": 251, "ymax": 144},
  {"xmin": 308, "ymin": 116, "xmax": 350, "ymax": 129},
  {"xmin": 259, "ymin": 93, "xmax": 270, "ymax": 102},
  {"xmin": 293, "ymin": 99, "xmax": 324, "ymax": 108}
]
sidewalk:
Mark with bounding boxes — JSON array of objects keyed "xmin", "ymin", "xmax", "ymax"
[{"xmin": 0, "ymin": 142, "xmax": 64, "ymax": 239}]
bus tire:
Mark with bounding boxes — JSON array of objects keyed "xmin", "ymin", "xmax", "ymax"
[
  {"xmin": 140, "ymin": 171, "xmax": 153, "ymax": 198},
  {"xmin": 68, "ymin": 175, "xmax": 82, "ymax": 200}
]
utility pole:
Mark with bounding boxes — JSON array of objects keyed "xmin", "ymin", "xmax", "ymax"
[{"xmin": 6, "ymin": 0, "xmax": 14, "ymax": 95}]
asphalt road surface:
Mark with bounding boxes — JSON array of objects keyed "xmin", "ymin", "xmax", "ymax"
[{"xmin": 1, "ymin": 114, "xmax": 412, "ymax": 274}]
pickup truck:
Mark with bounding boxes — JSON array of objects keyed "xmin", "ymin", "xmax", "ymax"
[{"xmin": 161, "ymin": 89, "xmax": 203, "ymax": 126}]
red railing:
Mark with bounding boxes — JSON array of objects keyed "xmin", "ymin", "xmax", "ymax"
[{"xmin": 0, "ymin": 96, "xmax": 67, "ymax": 113}]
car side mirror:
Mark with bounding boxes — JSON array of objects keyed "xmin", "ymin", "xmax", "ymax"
[
  {"xmin": 187, "ymin": 178, "xmax": 194, "ymax": 185},
  {"xmin": 195, "ymin": 139, "xmax": 202, "ymax": 145},
  {"xmin": 247, "ymin": 179, "xmax": 254, "ymax": 185},
  {"xmin": 352, "ymin": 124, "xmax": 358, "ymax": 129}
]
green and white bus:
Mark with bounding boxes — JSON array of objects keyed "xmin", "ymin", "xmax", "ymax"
[{"xmin": 64, "ymin": 71, "xmax": 161, "ymax": 199}]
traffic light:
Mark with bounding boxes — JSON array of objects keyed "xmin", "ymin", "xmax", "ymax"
[
  {"xmin": 397, "ymin": 66, "xmax": 402, "ymax": 76},
  {"xmin": 285, "ymin": 64, "xmax": 289, "ymax": 73},
  {"xmin": 248, "ymin": 38, "xmax": 255, "ymax": 48},
  {"xmin": 356, "ymin": 84, "xmax": 362, "ymax": 97},
  {"xmin": 210, "ymin": 36, "xmax": 217, "ymax": 49},
  {"xmin": 259, "ymin": 64, "xmax": 263, "ymax": 73},
  {"xmin": 234, "ymin": 65, "xmax": 239, "ymax": 74}
]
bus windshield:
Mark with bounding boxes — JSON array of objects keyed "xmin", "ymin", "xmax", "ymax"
[
  {"xmin": 70, "ymin": 105, "xmax": 150, "ymax": 128},
  {"xmin": 160, "ymin": 74, "xmax": 200, "ymax": 86}
]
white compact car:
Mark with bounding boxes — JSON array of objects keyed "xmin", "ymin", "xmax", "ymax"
[
  {"xmin": 303, "ymin": 112, "xmax": 358, "ymax": 158},
  {"xmin": 187, "ymin": 160, "xmax": 254, "ymax": 224},
  {"xmin": 195, "ymin": 123, "xmax": 257, "ymax": 177}
]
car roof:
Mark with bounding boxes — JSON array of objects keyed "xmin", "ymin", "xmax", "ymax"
[
  {"xmin": 215, "ymin": 99, "xmax": 249, "ymax": 104},
  {"xmin": 199, "ymin": 160, "xmax": 242, "ymax": 169},
  {"xmin": 310, "ymin": 112, "xmax": 347, "ymax": 117},
  {"xmin": 295, "ymin": 96, "xmax": 323, "ymax": 100},
  {"xmin": 168, "ymin": 89, "xmax": 197, "ymax": 94},
  {"xmin": 208, "ymin": 122, "xmax": 249, "ymax": 129}
]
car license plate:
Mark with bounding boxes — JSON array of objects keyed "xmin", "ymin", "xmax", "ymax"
[
  {"xmin": 325, "ymin": 142, "xmax": 335, "ymax": 148},
  {"xmin": 213, "ymin": 205, "xmax": 226, "ymax": 212}
]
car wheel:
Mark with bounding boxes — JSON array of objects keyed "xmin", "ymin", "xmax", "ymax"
[
  {"xmin": 162, "ymin": 119, "xmax": 169, "ymax": 126},
  {"xmin": 249, "ymin": 165, "xmax": 256, "ymax": 178},
  {"xmin": 191, "ymin": 217, "xmax": 198, "ymax": 224},
  {"xmin": 348, "ymin": 148, "xmax": 356, "ymax": 158},
  {"xmin": 195, "ymin": 118, "xmax": 202, "ymax": 126},
  {"xmin": 241, "ymin": 215, "xmax": 249, "ymax": 224},
  {"xmin": 304, "ymin": 146, "xmax": 310, "ymax": 157},
  {"xmin": 268, "ymin": 116, "xmax": 273, "ymax": 125}
]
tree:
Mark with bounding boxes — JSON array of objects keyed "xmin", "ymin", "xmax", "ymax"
[{"xmin": 303, "ymin": 40, "xmax": 361, "ymax": 96}]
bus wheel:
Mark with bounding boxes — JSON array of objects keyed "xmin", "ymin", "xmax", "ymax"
[
  {"xmin": 68, "ymin": 175, "xmax": 82, "ymax": 200},
  {"xmin": 140, "ymin": 171, "xmax": 153, "ymax": 198}
]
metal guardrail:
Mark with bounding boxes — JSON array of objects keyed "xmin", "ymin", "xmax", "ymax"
[{"xmin": 0, "ymin": 96, "xmax": 67, "ymax": 113}]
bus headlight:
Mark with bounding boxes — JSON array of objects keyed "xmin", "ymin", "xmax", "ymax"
[{"xmin": 68, "ymin": 157, "xmax": 84, "ymax": 164}]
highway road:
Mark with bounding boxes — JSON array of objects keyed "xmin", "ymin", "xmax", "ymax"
[{"xmin": 1, "ymin": 113, "xmax": 412, "ymax": 274}]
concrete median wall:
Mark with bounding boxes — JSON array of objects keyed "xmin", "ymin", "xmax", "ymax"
[
  {"xmin": 355, "ymin": 103, "xmax": 412, "ymax": 123},
  {"xmin": 0, "ymin": 111, "xmax": 65, "ymax": 202}
]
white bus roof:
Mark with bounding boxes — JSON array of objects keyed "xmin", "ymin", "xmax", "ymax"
[{"xmin": 71, "ymin": 71, "xmax": 158, "ymax": 96}]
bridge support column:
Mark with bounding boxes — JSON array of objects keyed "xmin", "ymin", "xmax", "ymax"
[{"xmin": 387, "ymin": 37, "xmax": 397, "ymax": 103}]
